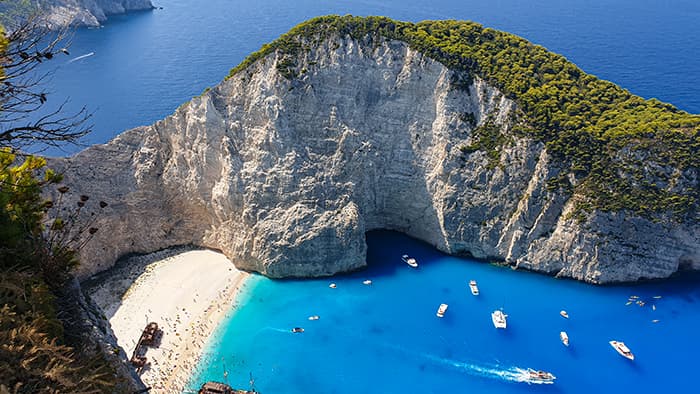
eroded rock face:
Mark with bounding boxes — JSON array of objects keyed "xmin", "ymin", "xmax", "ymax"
[
  {"xmin": 35, "ymin": 0, "xmax": 154, "ymax": 28},
  {"xmin": 51, "ymin": 36, "xmax": 699, "ymax": 283}
]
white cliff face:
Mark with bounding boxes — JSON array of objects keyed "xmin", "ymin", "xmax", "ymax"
[
  {"xmin": 33, "ymin": 0, "xmax": 153, "ymax": 28},
  {"xmin": 51, "ymin": 36, "xmax": 700, "ymax": 283}
]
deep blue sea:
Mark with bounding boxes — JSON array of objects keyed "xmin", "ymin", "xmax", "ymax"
[{"xmin": 29, "ymin": 0, "xmax": 700, "ymax": 392}]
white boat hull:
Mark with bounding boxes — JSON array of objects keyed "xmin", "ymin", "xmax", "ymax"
[
  {"xmin": 560, "ymin": 331, "xmax": 569, "ymax": 346},
  {"xmin": 491, "ymin": 310, "xmax": 507, "ymax": 329},
  {"xmin": 469, "ymin": 281, "xmax": 479, "ymax": 296},
  {"xmin": 436, "ymin": 303, "xmax": 448, "ymax": 318},
  {"xmin": 609, "ymin": 340, "xmax": 634, "ymax": 360}
]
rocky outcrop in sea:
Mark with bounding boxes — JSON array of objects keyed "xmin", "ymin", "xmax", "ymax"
[
  {"xmin": 33, "ymin": 0, "xmax": 154, "ymax": 28},
  {"xmin": 50, "ymin": 18, "xmax": 699, "ymax": 284}
]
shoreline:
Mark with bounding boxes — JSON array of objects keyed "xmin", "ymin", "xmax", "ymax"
[{"xmin": 85, "ymin": 249, "xmax": 249, "ymax": 393}]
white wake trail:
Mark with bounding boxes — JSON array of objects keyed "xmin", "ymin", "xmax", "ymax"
[
  {"xmin": 420, "ymin": 352, "xmax": 525, "ymax": 383},
  {"xmin": 68, "ymin": 52, "xmax": 95, "ymax": 63}
]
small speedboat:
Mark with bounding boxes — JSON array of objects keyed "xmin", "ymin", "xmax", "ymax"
[
  {"xmin": 329, "ymin": 283, "xmax": 337, "ymax": 289},
  {"xmin": 526, "ymin": 368, "xmax": 556, "ymax": 383},
  {"xmin": 436, "ymin": 303, "xmax": 448, "ymax": 318},
  {"xmin": 560, "ymin": 331, "xmax": 569, "ymax": 347},
  {"xmin": 468, "ymin": 280, "xmax": 479, "ymax": 296},
  {"xmin": 363, "ymin": 279, "xmax": 372, "ymax": 285},
  {"xmin": 308, "ymin": 315, "xmax": 320, "ymax": 321},
  {"xmin": 609, "ymin": 340, "xmax": 634, "ymax": 360},
  {"xmin": 492, "ymin": 309, "xmax": 507, "ymax": 329},
  {"xmin": 402, "ymin": 254, "xmax": 418, "ymax": 268},
  {"xmin": 291, "ymin": 327, "xmax": 304, "ymax": 333},
  {"xmin": 560, "ymin": 310, "xmax": 569, "ymax": 319}
]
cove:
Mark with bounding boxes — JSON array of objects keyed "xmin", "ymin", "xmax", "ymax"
[{"xmin": 187, "ymin": 231, "xmax": 700, "ymax": 393}]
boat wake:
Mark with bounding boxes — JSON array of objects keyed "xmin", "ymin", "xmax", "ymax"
[
  {"xmin": 426, "ymin": 355, "xmax": 555, "ymax": 384},
  {"xmin": 376, "ymin": 340, "xmax": 551, "ymax": 385},
  {"xmin": 68, "ymin": 52, "xmax": 95, "ymax": 63},
  {"xmin": 420, "ymin": 353, "xmax": 524, "ymax": 383}
]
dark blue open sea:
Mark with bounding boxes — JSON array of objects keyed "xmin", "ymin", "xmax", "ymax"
[{"xmin": 35, "ymin": 0, "xmax": 700, "ymax": 392}]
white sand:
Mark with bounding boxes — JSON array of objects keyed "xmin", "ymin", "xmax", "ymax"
[{"xmin": 88, "ymin": 250, "xmax": 248, "ymax": 393}]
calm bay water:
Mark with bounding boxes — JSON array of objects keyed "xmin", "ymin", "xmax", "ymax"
[
  {"xmin": 37, "ymin": 0, "xmax": 700, "ymax": 156},
  {"xmin": 188, "ymin": 231, "xmax": 700, "ymax": 393},
  {"xmin": 33, "ymin": 1, "xmax": 700, "ymax": 392}
]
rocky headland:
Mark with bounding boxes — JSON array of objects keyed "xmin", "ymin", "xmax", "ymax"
[
  {"xmin": 4, "ymin": 0, "xmax": 155, "ymax": 28},
  {"xmin": 50, "ymin": 16, "xmax": 699, "ymax": 284}
]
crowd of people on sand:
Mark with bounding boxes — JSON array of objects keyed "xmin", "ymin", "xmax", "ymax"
[{"xmin": 129, "ymin": 278, "xmax": 242, "ymax": 393}]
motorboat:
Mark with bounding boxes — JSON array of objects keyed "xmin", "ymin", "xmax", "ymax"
[
  {"xmin": 560, "ymin": 331, "xmax": 569, "ymax": 346},
  {"xmin": 609, "ymin": 340, "xmax": 634, "ymax": 360},
  {"xmin": 363, "ymin": 279, "xmax": 372, "ymax": 285},
  {"xmin": 329, "ymin": 283, "xmax": 337, "ymax": 289},
  {"xmin": 526, "ymin": 369, "xmax": 556, "ymax": 383},
  {"xmin": 436, "ymin": 303, "xmax": 448, "ymax": 318},
  {"xmin": 402, "ymin": 254, "xmax": 418, "ymax": 268},
  {"xmin": 560, "ymin": 310, "xmax": 569, "ymax": 319},
  {"xmin": 291, "ymin": 327, "xmax": 305, "ymax": 333},
  {"xmin": 491, "ymin": 309, "xmax": 507, "ymax": 328},
  {"xmin": 308, "ymin": 315, "xmax": 320, "ymax": 321},
  {"xmin": 468, "ymin": 280, "xmax": 479, "ymax": 296}
]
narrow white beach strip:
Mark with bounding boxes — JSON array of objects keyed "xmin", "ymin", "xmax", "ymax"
[{"xmin": 89, "ymin": 250, "xmax": 248, "ymax": 394}]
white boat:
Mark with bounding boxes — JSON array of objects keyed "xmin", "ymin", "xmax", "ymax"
[
  {"xmin": 468, "ymin": 280, "xmax": 479, "ymax": 296},
  {"xmin": 560, "ymin": 310, "xmax": 569, "ymax": 319},
  {"xmin": 609, "ymin": 340, "xmax": 634, "ymax": 360},
  {"xmin": 526, "ymin": 368, "xmax": 556, "ymax": 383},
  {"xmin": 491, "ymin": 309, "xmax": 507, "ymax": 328},
  {"xmin": 291, "ymin": 327, "xmax": 304, "ymax": 333},
  {"xmin": 308, "ymin": 315, "xmax": 320, "ymax": 321},
  {"xmin": 363, "ymin": 279, "xmax": 372, "ymax": 285},
  {"xmin": 436, "ymin": 303, "xmax": 448, "ymax": 318},
  {"xmin": 402, "ymin": 254, "xmax": 418, "ymax": 268},
  {"xmin": 329, "ymin": 283, "xmax": 337, "ymax": 289},
  {"xmin": 560, "ymin": 331, "xmax": 569, "ymax": 346}
]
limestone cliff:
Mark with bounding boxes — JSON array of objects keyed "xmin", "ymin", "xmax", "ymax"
[
  {"xmin": 50, "ymin": 17, "xmax": 699, "ymax": 284},
  {"xmin": 30, "ymin": 0, "xmax": 154, "ymax": 28}
]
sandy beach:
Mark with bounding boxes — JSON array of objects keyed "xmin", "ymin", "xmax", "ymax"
[{"xmin": 87, "ymin": 249, "xmax": 249, "ymax": 393}]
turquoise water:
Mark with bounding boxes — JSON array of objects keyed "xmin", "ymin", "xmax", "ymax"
[
  {"xmin": 188, "ymin": 231, "xmax": 700, "ymax": 393},
  {"xmin": 33, "ymin": 0, "xmax": 700, "ymax": 156}
]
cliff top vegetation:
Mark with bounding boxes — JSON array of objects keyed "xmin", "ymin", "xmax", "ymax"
[{"xmin": 227, "ymin": 15, "xmax": 699, "ymax": 221}]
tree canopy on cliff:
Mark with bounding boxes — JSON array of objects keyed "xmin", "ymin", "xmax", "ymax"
[
  {"xmin": 0, "ymin": 9, "xmax": 91, "ymax": 151},
  {"xmin": 227, "ymin": 15, "xmax": 699, "ymax": 220}
]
